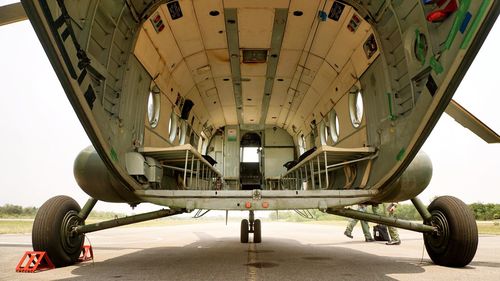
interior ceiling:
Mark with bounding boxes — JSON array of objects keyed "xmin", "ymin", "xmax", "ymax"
[{"xmin": 134, "ymin": 0, "xmax": 376, "ymax": 131}]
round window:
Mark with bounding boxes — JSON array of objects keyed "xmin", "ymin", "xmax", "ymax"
[
  {"xmin": 179, "ymin": 122, "xmax": 188, "ymax": 145},
  {"xmin": 298, "ymin": 134, "xmax": 306, "ymax": 154},
  {"xmin": 168, "ymin": 112, "xmax": 178, "ymax": 143},
  {"xmin": 349, "ymin": 90, "xmax": 364, "ymax": 128},
  {"xmin": 329, "ymin": 110, "xmax": 340, "ymax": 143},
  {"xmin": 320, "ymin": 121, "xmax": 328, "ymax": 145},
  {"xmin": 147, "ymin": 90, "xmax": 160, "ymax": 128}
]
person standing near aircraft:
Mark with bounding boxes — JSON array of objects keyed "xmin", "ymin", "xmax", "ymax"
[
  {"xmin": 385, "ymin": 203, "xmax": 401, "ymax": 245},
  {"xmin": 344, "ymin": 204, "xmax": 375, "ymax": 242},
  {"xmin": 372, "ymin": 203, "xmax": 401, "ymax": 245}
]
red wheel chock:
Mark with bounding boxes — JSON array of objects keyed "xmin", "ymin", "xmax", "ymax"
[
  {"xmin": 79, "ymin": 245, "xmax": 94, "ymax": 262},
  {"xmin": 16, "ymin": 245, "xmax": 94, "ymax": 273},
  {"xmin": 15, "ymin": 251, "xmax": 55, "ymax": 273}
]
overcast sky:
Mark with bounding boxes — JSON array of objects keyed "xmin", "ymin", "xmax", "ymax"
[{"xmin": 0, "ymin": 14, "xmax": 499, "ymax": 214}]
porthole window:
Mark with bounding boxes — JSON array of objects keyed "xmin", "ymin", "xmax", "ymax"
[
  {"xmin": 319, "ymin": 121, "xmax": 328, "ymax": 145},
  {"xmin": 199, "ymin": 133, "xmax": 209, "ymax": 154},
  {"xmin": 329, "ymin": 110, "xmax": 340, "ymax": 143},
  {"xmin": 320, "ymin": 121, "xmax": 328, "ymax": 145},
  {"xmin": 190, "ymin": 132, "xmax": 198, "ymax": 147},
  {"xmin": 198, "ymin": 135, "xmax": 204, "ymax": 153},
  {"xmin": 168, "ymin": 111, "xmax": 178, "ymax": 143},
  {"xmin": 147, "ymin": 89, "xmax": 160, "ymax": 128},
  {"xmin": 335, "ymin": 116, "xmax": 340, "ymax": 136},
  {"xmin": 179, "ymin": 121, "xmax": 187, "ymax": 145},
  {"xmin": 298, "ymin": 134, "xmax": 306, "ymax": 155},
  {"xmin": 349, "ymin": 90, "xmax": 364, "ymax": 128}
]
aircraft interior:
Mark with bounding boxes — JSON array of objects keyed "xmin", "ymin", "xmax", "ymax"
[{"xmin": 65, "ymin": 0, "xmax": 447, "ymax": 204}]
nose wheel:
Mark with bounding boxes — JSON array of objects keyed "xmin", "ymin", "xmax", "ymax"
[
  {"xmin": 240, "ymin": 219, "xmax": 249, "ymax": 243},
  {"xmin": 240, "ymin": 211, "xmax": 261, "ymax": 243}
]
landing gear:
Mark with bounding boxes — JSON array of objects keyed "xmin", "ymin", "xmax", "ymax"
[
  {"xmin": 32, "ymin": 196, "xmax": 84, "ymax": 267},
  {"xmin": 240, "ymin": 219, "xmax": 249, "ymax": 243},
  {"xmin": 240, "ymin": 211, "xmax": 262, "ymax": 243},
  {"xmin": 326, "ymin": 195, "xmax": 478, "ymax": 267},
  {"xmin": 253, "ymin": 219, "xmax": 262, "ymax": 243},
  {"xmin": 423, "ymin": 196, "xmax": 478, "ymax": 267}
]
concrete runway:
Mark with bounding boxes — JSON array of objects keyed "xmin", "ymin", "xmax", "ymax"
[{"xmin": 1, "ymin": 221, "xmax": 499, "ymax": 280}]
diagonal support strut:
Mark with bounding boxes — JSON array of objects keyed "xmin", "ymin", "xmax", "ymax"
[
  {"xmin": 72, "ymin": 208, "xmax": 185, "ymax": 235},
  {"xmin": 326, "ymin": 207, "xmax": 436, "ymax": 233}
]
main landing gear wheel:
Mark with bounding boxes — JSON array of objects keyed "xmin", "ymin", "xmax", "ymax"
[
  {"xmin": 253, "ymin": 219, "xmax": 262, "ymax": 243},
  {"xmin": 241, "ymin": 219, "xmax": 249, "ymax": 243},
  {"xmin": 423, "ymin": 196, "xmax": 478, "ymax": 267},
  {"xmin": 32, "ymin": 196, "xmax": 84, "ymax": 267}
]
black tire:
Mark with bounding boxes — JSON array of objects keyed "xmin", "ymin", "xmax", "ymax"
[
  {"xmin": 253, "ymin": 219, "xmax": 262, "ymax": 243},
  {"xmin": 240, "ymin": 219, "xmax": 249, "ymax": 243},
  {"xmin": 423, "ymin": 196, "xmax": 478, "ymax": 267},
  {"xmin": 32, "ymin": 196, "xmax": 84, "ymax": 267}
]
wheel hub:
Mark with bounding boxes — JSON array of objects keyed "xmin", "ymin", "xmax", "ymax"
[
  {"xmin": 425, "ymin": 210, "xmax": 450, "ymax": 254},
  {"xmin": 60, "ymin": 210, "xmax": 84, "ymax": 255}
]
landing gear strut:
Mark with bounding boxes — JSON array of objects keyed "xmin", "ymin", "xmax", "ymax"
[
  {"xmin": 32, "ymin": 195, "xmax": 185, "ymax": 267},
  {"xmin": 240, "ymin": 211, "xmax": 261, "ymax": 243},
  {"xmin": 327, "ymin": 195, "xmax": 478, "ymax": 267}
]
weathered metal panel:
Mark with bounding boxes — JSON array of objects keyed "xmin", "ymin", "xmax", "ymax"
[{"xmin": 224, "ymin": 125, "xmax": 240, "ymax": 178}]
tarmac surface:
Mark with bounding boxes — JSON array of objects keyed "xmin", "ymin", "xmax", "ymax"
[{"xmin": 0, "ymin": 221, "xmax": 499, "ymax": 281}]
